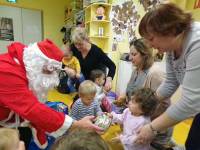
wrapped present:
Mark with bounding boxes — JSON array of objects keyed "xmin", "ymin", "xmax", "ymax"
[{"xmin": 94, "ymin": 114, "xmax": 111, "ymax": 131}]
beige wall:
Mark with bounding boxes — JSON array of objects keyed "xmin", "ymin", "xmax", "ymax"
[{"xmin": 0, "ymin": 0, "xmax": 71, "ymax": 46}]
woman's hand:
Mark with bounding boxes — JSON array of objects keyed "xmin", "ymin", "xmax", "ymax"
[
  {"xmin": 104, "ymin": 77, "xmax": 112, "ymax": 91},
  {"xmin": 135, "ymin": 124, "xmax": 154, "ymax": 145}
]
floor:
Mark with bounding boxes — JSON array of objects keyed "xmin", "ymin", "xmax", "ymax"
[{"xmin": 48, "ymin": 89, "xmax": 192, "ymax": 148}]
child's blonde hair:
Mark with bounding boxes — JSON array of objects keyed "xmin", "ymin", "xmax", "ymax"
[
  {"xmin": 0, "ymin": 128, "xmax": 19, "ymax": 150},
  {"xmin": 51, "ymin": 128, "xmax": 110, "ymax": 150},
  {"xmin": 79, "ymin": 80, "xmax": 97, "ymax": 95}
]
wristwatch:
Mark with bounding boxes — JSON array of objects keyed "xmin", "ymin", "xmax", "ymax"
[{"xmin": 149, "ymin": 124, "xmax": 159, "ymax": 135}]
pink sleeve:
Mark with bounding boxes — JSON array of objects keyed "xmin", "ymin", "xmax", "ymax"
[{"xmin": 111, "ymin": 108, "xmax": 128, "ymax": 124}]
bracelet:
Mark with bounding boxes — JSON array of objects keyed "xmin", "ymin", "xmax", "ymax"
[
  {"xmin": 106, "ymin": 77, "xmax": 112, "ymax": 82},
  {"xmin": 149, "ymin": 124, "xmax": 158, "ymax": 135}
]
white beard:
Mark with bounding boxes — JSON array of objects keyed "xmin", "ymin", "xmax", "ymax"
[
  {"xmin": 23, "ymin": 43, "xmax": 61, "ymax": 103},
  {"xmin": 28, "ymin": 70, "xmax": 59, "ymax": 103}
]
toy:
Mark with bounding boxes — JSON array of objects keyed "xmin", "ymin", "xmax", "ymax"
[
  {"xmin": 96, "ymin": 5, "xmax": 106, "ymax": 20},
  {"xmin": 94, "ymin": 114, "xmax": 111, "ymax": 131}
]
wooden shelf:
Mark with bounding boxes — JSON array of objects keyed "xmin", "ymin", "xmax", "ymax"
[
  {"xmin": 85, "ymin": 3, "xmax": 111, "ymax": 10},
  {"xmin": 85, "ymin": 2, "xmax": 111, "ymax": 53},
  {"xmin": 89, "ymin": 35, "xmax": 110, "ymax": 38},
  {"xmin": 85, "ymin": 20, "xmax": 110, "ymax": 24}
]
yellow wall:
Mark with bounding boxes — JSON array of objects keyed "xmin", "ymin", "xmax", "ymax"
[
  {"xmin": 0, "ymin": 0, "xmax": 71, "ymax": 46},
  {"xmin": 172, "ymin": 0, "xmax": 200, "ymax": 21}
]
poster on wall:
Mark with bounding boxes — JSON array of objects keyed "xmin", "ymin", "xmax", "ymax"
[
  {"xmin": 0, "ymin": 17, "xmax": 14, "ymax": 41},
  {"xmin": 194, "ymin": 0, "xmax": 200, "ymax": 9},
  {"xmin": 111, "ymin": 1, "xmax": 139, "ymax": 42}
]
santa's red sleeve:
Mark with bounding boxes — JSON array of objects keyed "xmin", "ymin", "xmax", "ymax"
[
  {"xmin": 0, "ymin": 88, "xmax": 73, "ymax": 136},
  {"xmin": 0, "ymin": 59, "xmax": 73, "ymax": 138}
]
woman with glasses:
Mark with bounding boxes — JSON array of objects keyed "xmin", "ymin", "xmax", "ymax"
[{"xmin": 70, "ymin": 27, "xmax": 116, "ymax": 91}]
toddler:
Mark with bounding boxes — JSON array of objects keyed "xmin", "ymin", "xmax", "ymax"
[
  {"xmin": 0, "ymin": 128, "xmax": 25, "ymax": 150},
  {"xmin": 109, "ymin": 88, "xmax": 158, "ymax": 150},
  {"xmin": 70, "ymin": 80, "xmax": 102, "ymax": 120},
  {"xmin": 90, "ymin": 69, "xmax": 106, "ymax": 104},
  {"xmin": 61, "ymin": 44, "xmax": 84, "ymax": 92}
]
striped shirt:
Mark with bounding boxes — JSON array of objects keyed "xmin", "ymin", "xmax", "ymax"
[{"xmin": 70, "ymin": 98, "xmax": 102, "ymax": 120}]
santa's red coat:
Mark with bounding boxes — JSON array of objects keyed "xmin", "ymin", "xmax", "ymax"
[{"xmin": 0, "ymin": 42, "xmax": 72, "ymax": 148}]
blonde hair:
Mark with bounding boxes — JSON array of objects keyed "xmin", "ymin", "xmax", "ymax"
[
  {"xmin": 130, "ymin": 38, "xmax": 154, "ymax": 70},
  {"xmin": 0, "ymin": 128, "xmax": 19, "ymax": 150},
  {"xmin": 51, "ymin": 128, "xmax": 110, "ymax": 150},
  {"xmin": 79, "ymin": 80, "xmax": 97, "ymax": 95},
  {"xmin": 71, "ymin": 27, "xmax": 89, "ymax": 44}
]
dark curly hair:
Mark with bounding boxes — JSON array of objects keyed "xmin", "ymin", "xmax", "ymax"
[{"xmin": 131, "ymin": 88, "xmax": 158, "ymax": 116}]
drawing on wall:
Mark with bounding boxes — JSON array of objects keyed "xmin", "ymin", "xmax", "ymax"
[
  {"xmin": 111, "ymin": 1, "xmax": 140, "ymax": 42},
  {"xmin": 111, "ymin": 0, "xmax": 163, "ymax": 42},
  {"xmin": 139, "ymin": 0, "xmax": 167, "ymax": 11},
  {"xmin": 0, "ymin": 17, "xmax": 14, "ymax": 41}
]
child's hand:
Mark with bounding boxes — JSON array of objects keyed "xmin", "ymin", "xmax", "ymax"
[
  {"xmin": 64, "ymin": 67, "xmax": 76, "ymax": 78},
  {"xmin": 103, "ymin": 89, "xmax": 108, "ymax": 95},
  {"xmin": 96, "ymin": 130, "xmax": 106, "ymax": 135},
  {"xmin": 110, "ymin": 134, "xmax": 120, "ymax": 143},
  {"xmin": 76, "ymin": 73, "xmax": 81, "ymax": 79},
  {"xmin": 104, "ymin": 112, "xmax": 113, "ymax": 119}
]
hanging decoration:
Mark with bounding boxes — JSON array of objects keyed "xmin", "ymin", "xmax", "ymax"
[
  {"xmin": 139, "ymin": 0, "xmax": 167, "ymax": 11},
  {"xmin": 111, "ymin": 1, "xmax": 140, "ymax": 42},
  {"xmin": 111, "ymin": 0, "xmax": 163, "ymax": 43}
]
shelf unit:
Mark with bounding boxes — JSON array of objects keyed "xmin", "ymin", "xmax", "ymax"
[{"xmin": 85, "ymin": 3, "xmax": 112, "ymax": 53}]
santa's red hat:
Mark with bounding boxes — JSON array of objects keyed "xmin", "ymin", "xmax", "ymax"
[{"xmin": 37, "ymin": 39, "xmax": 64, "ymax": 62}]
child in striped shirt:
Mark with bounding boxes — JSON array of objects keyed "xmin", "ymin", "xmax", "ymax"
[{"xmin": 70, "ymin": 80, "xmax": 102, "ymax": 120}]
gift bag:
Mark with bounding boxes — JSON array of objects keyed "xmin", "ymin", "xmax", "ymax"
[
  {"xmin": 100, "ymin": 97, "xmax": 112, "ymax": 112},
  {"xmin": 57, "ymin": 70, "xmax": 70, "ymax": 94}
]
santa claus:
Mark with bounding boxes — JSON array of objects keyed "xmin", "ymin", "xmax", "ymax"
[{"xmin": 0, "ymin": 39, "xmax": 100, "ymax": 149}]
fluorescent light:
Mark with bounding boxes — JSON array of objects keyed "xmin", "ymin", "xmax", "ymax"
[{"xmin": 7, "ymin": 0, "xmax": 17, "ymax": 3}]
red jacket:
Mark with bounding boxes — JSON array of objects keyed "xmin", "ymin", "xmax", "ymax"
[{"xmin": 0, "ymin": 42, "xmax": 72, "ymax": 148}]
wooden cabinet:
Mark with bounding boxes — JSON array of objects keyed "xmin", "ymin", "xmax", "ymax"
[{"xmin": 85, "ymin": 3, "xmax": 111, "ymax": 53}]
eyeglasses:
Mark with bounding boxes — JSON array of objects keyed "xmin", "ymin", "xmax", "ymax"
[{"xmin": 74, "ymin": 42, "xmax": 84, "ymax": 47}]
